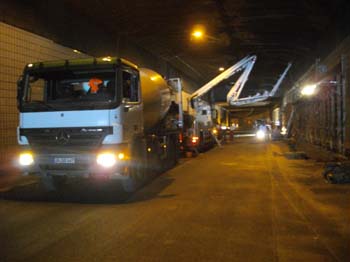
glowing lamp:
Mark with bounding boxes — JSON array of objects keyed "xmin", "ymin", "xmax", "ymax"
[
  {"xmin": 256, "ymin": 130, "xmax": 266, "ymax": 140},
  {"xmin": 301, "ymin": 84, "xmax": 317, "ymax": 96},
  {"xmin": 192, "ymin": 30, "xmax": 203, "ymax": 39},
  {"xmin": 19, "ymin": 152, "xmax": 34, "ymax": 166},
  {"xmin": 96, "ymin": 152, "xmax": 116, "ymax": 168}
]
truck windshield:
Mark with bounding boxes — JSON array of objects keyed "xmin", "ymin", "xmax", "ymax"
[{"xmin": 21, "ymin": 69, "xmax": 117, "ymax": 111}]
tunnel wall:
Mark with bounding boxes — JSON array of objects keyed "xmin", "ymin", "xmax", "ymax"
[
  {"xmin": 0, "ymin": 22, "xmax": 90, "ymax": 166},
  {"xmin": 282, "ymin": 35, "xmax": 350, "ymax": 156}
]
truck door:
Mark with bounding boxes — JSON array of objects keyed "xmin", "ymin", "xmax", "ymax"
[{"xmin": 121, "ymin": 69, "xmax": 143, "ymax": 142}]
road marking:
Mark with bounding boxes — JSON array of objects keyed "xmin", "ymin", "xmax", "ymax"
[{"xmin": 220, "ymin": 162, "xmax": 238, "ymax": 166}]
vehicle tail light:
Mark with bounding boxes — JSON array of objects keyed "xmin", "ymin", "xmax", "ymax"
[{"xmin": 191, "ymin": 136, "xmax": 199, "ymax": 144}]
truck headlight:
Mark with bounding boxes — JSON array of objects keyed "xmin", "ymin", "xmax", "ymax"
[
  {"xmin": 96, "ymin": 152, "xmax": 117, "ymax": 168},
  {"xmin": 19, "ymin": 152, "xmax": 34, "ymax": 166},
  {"xmin": 256, "ymin": 130, "xmax": 266, "ymax": 140},
  {"xmin": 281, "ymin": 126, "xmax": 287, "ymax": 135}
]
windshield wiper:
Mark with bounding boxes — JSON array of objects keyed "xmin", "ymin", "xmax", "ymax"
[
  {"xmin": 25, "ymin": 101, "xmax": 57, "ymax": 110},
  {"xmin": 50, "ymin": 101, "xmax": 97, "ymax": 110},
  {"xmin": 80, "ymin": 101, "xmax": 97, "ymax": 109}
]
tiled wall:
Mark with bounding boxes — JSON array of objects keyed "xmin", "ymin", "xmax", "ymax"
[{"xmin": 0, "ymin": 22, "xmax": 89, "ymax": 165}]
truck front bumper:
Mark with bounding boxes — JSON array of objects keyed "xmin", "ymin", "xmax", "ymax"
[{"xmin": 20, "ymin": 153, "xmax": 127, "ymax": 178}]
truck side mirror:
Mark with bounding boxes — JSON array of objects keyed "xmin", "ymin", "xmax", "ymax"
[
  {"xmin": 17, "ymin": 76, "xmax": 24, "ymax": 110},
  {"xmin": 190, "ymin": 97, "xmax": 195, "ymax": 109}
]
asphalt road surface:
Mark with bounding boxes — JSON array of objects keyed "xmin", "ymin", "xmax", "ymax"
[{"xmin": 1, "ymin": 139, "xmax": 349, "ymax": 261}]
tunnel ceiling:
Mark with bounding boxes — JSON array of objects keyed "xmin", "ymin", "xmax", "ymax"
[
  {"xmin": 65, "ymin": 0, "xmax": 349, "ymax": 94},
  {"xmin": 6, "ymin": 0, "xmax": 349, "ymax": 95}
]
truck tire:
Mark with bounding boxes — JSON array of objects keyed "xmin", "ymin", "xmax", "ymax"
[
  {"xmin": 158, "ymin": 135, "xmax": 177, "ymax": 171},
  {"xmin": 146, "ymin": 138, "xmax": 162, "ymax": 175},
  {"xmin": 121, "ymin": 171, "xmax": 137, "ymax": 193},
  {"xmin": 121, "ymin": 138, "xmax": 146, "ymax": 192},
  {"xmin": 40, "ymin": 175, "xmax": 67, "ymax": 192},
  {"xmin": 166, "ymin": 135, "xmax": 178, "ymax": 169},
  {"xmin": 121, "ymin": 159, "xmax": 145, "ymax": 192}
]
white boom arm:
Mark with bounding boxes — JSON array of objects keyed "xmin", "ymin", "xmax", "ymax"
[
  {"xmin": 226, "ymin": 56, "xmax": 257, "ymax": 103},
  {"xmin": 229, "ymin": 62, "xmax": 292, "ymax": 106},
  {"xmin": 269, "ymin": 62, "xmax": 292, "ymax": 97},
  {"xmin": 190, "ymin": 55, "xmax": 257, "ymax": 102}
]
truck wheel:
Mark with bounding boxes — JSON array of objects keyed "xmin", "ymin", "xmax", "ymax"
[
  {"xmin": 121, "ymin": 139, "xmax": 146, "ymax": 193},
  {"xmin": 40, "ymin": 175, "xmax": 67, "ymax": 191},
  {"xmin": 167, "ymin": 135, "xmax": 178, "ymax": 168},
  {"xmin": 147, "ymin": 140, "xmax": 162, "ymax": 175},
  {"xmin": 121, "ymin": 174, "xmax": 137, "ymax": 193},
  {"xmin": 121, "ymin": 158, "xmax": 147, "ymax": 192}
]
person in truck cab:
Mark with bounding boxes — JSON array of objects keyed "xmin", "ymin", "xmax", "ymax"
[{"xmin": 88, "ymin": 77, "xmax": 103, "ymax": 94}]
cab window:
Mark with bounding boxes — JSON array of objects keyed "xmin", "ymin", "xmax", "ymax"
[
  {"xmin": 26, "ymin": 76, "xmax": 45, "ymax": 102},
  {"xmin": 122, "ymin": 70, "xmax": 139, "ymax": 102}
]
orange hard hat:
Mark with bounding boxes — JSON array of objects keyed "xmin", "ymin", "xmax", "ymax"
[{"xmin": 89, "ymin": 78, "xmax": 103, "ymax": 93}]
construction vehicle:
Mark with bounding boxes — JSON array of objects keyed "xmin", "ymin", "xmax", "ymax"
[
  {"xmin": 167, "ymin": 55, "xmax": 261, "ymax": 152},
  {"xmin": 15, "ymin": 55, "xmax": 261, "ymax": 192},
  {"xmin": 189, "ymin": 55, "xmax": 258, "ymax": 144},
  {"xmin": 167, "ymin": 78, "xmax": 215, "ymax": 155},
  {"xmin": 16, "ymin": 57, "xmax": 183, "ymax": 192}
]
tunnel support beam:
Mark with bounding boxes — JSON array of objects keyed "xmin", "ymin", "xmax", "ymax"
[{"xmin": 342, "ymin": 54, "xmax": 349, "ymax": 155}]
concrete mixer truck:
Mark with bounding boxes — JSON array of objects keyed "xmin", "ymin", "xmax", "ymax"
[{"xmin": 16, "ymin": 57, "xmax": 182, "ymax": 192}]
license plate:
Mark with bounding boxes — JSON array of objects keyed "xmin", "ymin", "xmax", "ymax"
[{"xmin": 54, "ymin": 157, "xmax": 75, "ymax": 164}]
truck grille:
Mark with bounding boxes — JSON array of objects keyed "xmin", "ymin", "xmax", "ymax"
[
  {"xmin": 39, "ymin": 164, "xmax": 88, "ymax": 171},
  {"xmin": 20, "ymin": 127, "xmax": 113, "ymax": 153}
]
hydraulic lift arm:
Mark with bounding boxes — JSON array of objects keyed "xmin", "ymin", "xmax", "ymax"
[
  {"xmin": 190, "ymin": 55, "xmax": 257, "ymax": 105},
  {"xmin": 226, "ymin": 56, "xmax": 257, "ymax": 103},
  {"xmin": 229, "ymin": 62, "xmax": 292, "ymax": 106},
  {"xmin": 269, "ymin": 62, "xmax": 292, "ymax": 97}
]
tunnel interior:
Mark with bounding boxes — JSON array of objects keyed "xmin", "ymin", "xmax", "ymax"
[
  {"xmin": 1, "ymin": 2, "xmax": 350, "ymax": 261},
  {"xmin": 1, "ymin": 1, "xmax": 350, "ymax": 164}
]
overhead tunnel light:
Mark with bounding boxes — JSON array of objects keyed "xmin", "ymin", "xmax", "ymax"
[
  {"xmin": 102, "ymin": 56, "xmax": 112, "ymax": 62},
  {"xmin": 301, "ymin": 84, "xmax": 317, "ymax": 96},
  {"xmin": 192, "ymin": 30, "xmax": 203, "ymax": 39},
  {"xmin": 190, "ymin": 25, "xmax": 206, "ymax": 41}
]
